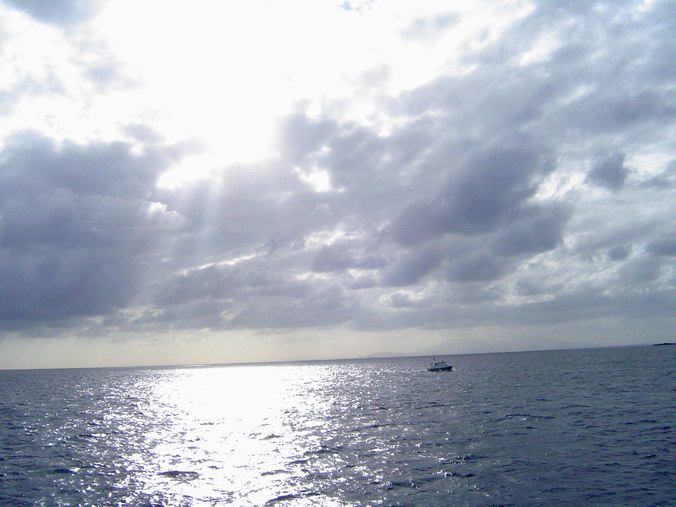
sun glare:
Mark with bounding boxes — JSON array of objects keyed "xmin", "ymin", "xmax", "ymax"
[
  {"xmin": 140, "ymin": 364, "xmax": 333, "ymax": 501},
  {"xmin": 94, "ymin": 2, "xmax": 293, "ymax": 170}
]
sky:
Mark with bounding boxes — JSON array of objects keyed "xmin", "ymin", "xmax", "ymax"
[{"xmin": 0, "ymin": 0, "xmax": 674, "ymax": 369}]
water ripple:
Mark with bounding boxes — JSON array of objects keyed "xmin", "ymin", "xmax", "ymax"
[{"xmin": 0, "ymin": 347, "xmax": 674, "ymax": 505}]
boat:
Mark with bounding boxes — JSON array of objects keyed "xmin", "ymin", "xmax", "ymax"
[{"xmin": 427, "ymin": 357, "xmax": 452, "ymax": 372}]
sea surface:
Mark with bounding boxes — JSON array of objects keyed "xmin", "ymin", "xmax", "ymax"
[{"xmin": 0, "ymin": 345, "xmax": 674, "ymax": 506}]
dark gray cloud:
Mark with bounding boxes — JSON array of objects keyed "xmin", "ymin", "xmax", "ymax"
[
  {"xmin": 492, "ymin": 204, "xmax": 570, "ymax": 257},
  {"xmin": 607, "ymin": 245, "xmax": 631, "ymax": 261},
  {"xmin": 388, "ymin": 143, "xmax": 555, "ymax": 243},
  {"xmin": 587, "ymin": 153, "xmax": 628, "ymax": 190},
  {"xmin": 383, "ymin": 245, "xmax": 441, "ymax": 287},
  {"xmin": 617, "ymin": 256, "xmax": 662, "ymax": 286},
  {"xmin": 0, "ymin": 131, "xmax": 177, "ymax": 329},
  {"xmin": 446, "ymin": 252, "xmax": 507, "ymax": 283},
  {"xmin": 647, "ymin": 236, "xmax": 676, "ymax": 257}
]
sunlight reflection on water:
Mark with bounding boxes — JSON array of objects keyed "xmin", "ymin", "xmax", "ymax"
[
  {"xmin": 2, "ymin": 348, "xmax": 672, "ymax": 506},
  {"xmin": 129, "ymin": 364, "xmax": 337, "ymax": 505}
]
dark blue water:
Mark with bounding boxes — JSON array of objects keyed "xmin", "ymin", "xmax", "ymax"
[{"xmin": 1, "ymin": 345, "xmax": 674, "ymax": 506}]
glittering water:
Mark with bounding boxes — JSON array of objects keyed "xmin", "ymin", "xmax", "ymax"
[{"xmin": 1, "ymin": 346, "xmax": 674, "ymax": 506}]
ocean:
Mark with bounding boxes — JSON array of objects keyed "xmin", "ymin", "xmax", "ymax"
[{"xmin": 0, "ymin": 345, "xmax": 674, "ymax": 506}]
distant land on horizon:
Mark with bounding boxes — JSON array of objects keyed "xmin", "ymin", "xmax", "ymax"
[{"xmin": 1, "ymin": 342, "xmax": 670, "ymax": 372}]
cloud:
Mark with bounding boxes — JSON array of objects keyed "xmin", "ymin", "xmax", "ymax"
[
  {"xmin": 647, "ymin": 236, "xmax": 676, "ymax": 257},
  {"xmin": 0, "ymin": 0, "xmax": 675, "ymax": 361},
  {"xmin": 607, "ymin": 245, "xmax": 631, "ymax": 261},
  {"xmin": 446, "ymin": 252, "xmax": 508, "ymax": 283},
  {"xmin": 0, "ymin": 131, "xmax": 178, "ymax": 329},
  {"xmin": 312, "ymin": 243, "xmax": 386, "ymax": 273},
  {"xmin": 400, "ymin": 12, "xmax": 458, "ymax": 42},
  {"xmin": 587, "ymin": 153, "xmax": 628, "ymax": 190},
  {"xmin": 388, "ymin": 143, "xmax": 556, "ymax": 243},
  {"xmin": 2, "ymin": 0, "xmax": 104, "ymax": 25},
  {"xmin": 617, "ymin": 256, "xmax": 662, "ymax": 286},
  {"xmin": 492, "ymin": 204, "xmax": 570, "ymax": 257},
  {"xmin": 383, "ymin": 245, "xmax": 441, "ymax": 287}
]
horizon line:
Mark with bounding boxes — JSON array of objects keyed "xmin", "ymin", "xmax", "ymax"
[{"xmin": 0, "ymin": 342, "xmax": 665, "ymax": 372}]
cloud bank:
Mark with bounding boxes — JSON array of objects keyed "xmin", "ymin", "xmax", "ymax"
[{"xmin": 0, "ymin": 0, "xmax": 674, "ymax": 363}]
